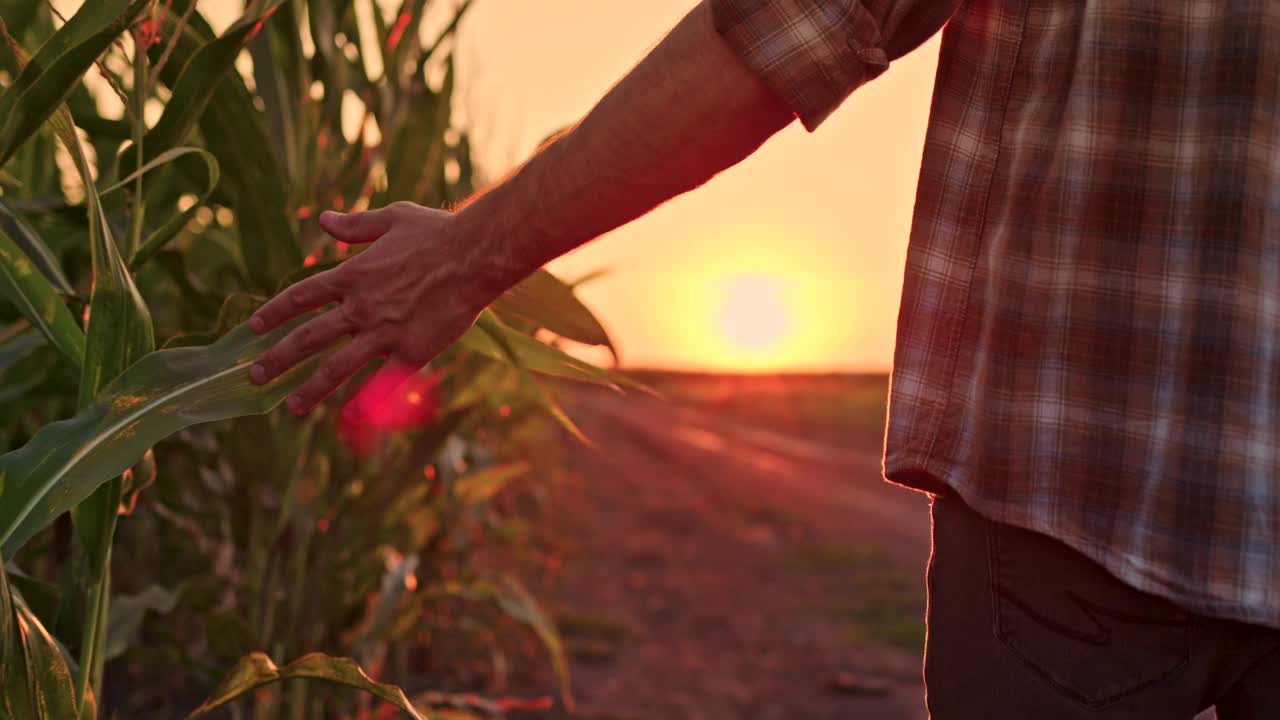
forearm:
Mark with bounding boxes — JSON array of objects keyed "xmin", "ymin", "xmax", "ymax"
[{"xmin": 453, "ymin": 0, "xmax": 793, "ymax": 299}]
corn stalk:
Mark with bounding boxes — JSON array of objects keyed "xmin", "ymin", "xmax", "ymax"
[{"xmin": 0, "ymin": 0, "xmax": 641, "ymax": 716}]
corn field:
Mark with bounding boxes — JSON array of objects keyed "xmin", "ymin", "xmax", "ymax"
[{"xmin": 0, "ymin": 1, "xmax": 642, "ymax": 717}]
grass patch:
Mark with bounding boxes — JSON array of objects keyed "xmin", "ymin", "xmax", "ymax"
[
  {"xmin": 788, "ymin": 543, "xmax": 886, "ymax": 573},
  {"xmin": 622, "ymin": 371, "xmax": 890, "ymax": 439},
  {"xmin": 555, "ymin": 609, "xmax": 635, "ymax": 663},
  {"xmin": 787, "ymin": 541, "xmax": 925, "ymax": 653}
]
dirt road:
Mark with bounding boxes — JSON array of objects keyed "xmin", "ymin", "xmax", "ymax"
[{"xmin": 537, "ymin": 379, "xmax": 933, "ymax": 720}]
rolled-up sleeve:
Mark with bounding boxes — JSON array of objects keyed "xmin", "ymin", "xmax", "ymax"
[{"xmin": 711, "ymin": 0, "xmax": 958, "ymax": 131}]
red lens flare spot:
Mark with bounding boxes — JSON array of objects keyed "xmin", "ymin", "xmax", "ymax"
[
  {"xmin": 498, "ymin": 404, "xmax": 511, "ymax": 418},
  {"xmin": 340, "ymin": 363, "xmax": 443, "ymax": 454}
]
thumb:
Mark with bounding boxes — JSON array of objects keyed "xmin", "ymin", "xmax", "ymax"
[{"xmin": 318, "ymin": 208, "xmax": 392, "ymax": 244}]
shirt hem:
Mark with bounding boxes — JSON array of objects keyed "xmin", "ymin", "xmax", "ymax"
[{"xmin": 883, "ymin": 448, "xmax": 1280, "ymax": 632}]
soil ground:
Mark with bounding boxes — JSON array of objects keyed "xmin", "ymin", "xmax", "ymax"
[{"xmin": 534, "ymin": 373, "xmax": 933, "ymax": 720}]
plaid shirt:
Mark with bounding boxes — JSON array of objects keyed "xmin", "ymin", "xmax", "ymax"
[{"xmin": 712, "ymin": 0, "xmax": 1280, "ymax": 628}]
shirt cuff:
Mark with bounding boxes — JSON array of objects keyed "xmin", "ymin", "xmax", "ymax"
[{"xmin": 710, "ymin": 0, "xmax": 891, "ymax": 131}]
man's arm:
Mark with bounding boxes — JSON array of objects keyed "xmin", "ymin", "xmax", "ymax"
[
  {"xmin": 453, "ymin": 0, "xmax": 795, "ymax": 293},
  {"xmin": 248, "ymin": 1, "xmax": 794, "ymax": 414}
]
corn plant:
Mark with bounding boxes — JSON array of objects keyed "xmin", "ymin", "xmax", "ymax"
[{"xmin": 0, "ymin": 1, "xmax": 641, "ymax": 716}]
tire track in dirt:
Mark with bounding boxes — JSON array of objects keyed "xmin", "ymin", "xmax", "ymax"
[{"xmin": 539, "ymin": 382, "xmax": 933, "ymax": 720}]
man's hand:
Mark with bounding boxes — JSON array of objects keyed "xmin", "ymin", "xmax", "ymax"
[
  {"xmin": 249, "ymin": 1, "xmax": 793, "ymax": 416},
  {"xmin": 248, "ymin": 202, "xmax": 495, "ymax": 416}
]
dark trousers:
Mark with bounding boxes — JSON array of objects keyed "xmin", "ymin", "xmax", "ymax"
[{"xmin": 924, "ymin": 488, "xmax": 1280, "ymax": 718}]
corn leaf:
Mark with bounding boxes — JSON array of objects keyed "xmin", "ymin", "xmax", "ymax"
[
  {"xmin": 0, "ymin": 198, "xmax": 72, "ymax": 295},
  {"xmin": 493, "ymin": 575, "xmax": 572, "ymax": 710},
  {"xmin": 0, "ymin": 317, "xmax": 319, "ymax": 558},
  {"xmin": 569, "ymin": 266, "xmax": 611, "ymax": 290},
  {"xmin": 48, "ymin": 55, "xmax": 157, "ymax": 592},
  {"xmin": 145, "ymin": 5, "xmax": 301, "ymax": 291},
  {"xmin": 525, "ymin": 373, "xmax": 594, "ymax": 447},
  {"xmin": 0, "ymin": 2, "xmax": 155, "ymax": 409},
  {"xmin": 460, "ymin": 310, "xmax": 652, "ymax": 395},
  {"xmin": 437, "ymin": 575, "xmax": 573, "ymax": 711},
  {"xmin": 99, "ymin": 146, "xmax": 220, "ymax": 269},
  {"xmin": 6, "ymin": 567, "xmax": 61, "ymax": 634},
  {"xmin": 0, "ymin": 25, "xmax": 97, "ymax": 374},
  {"xmin": 186, "ymin": 651, "xmax": 426, "ymax": 720},
  {"xmin": 117, "ymin": 0, "xmax": 288, "ymax": 180},
  {"xmin": 452, "ymin": 462, "xmax": 530, "ymax": 506},
  {"xmin": 246, "ymin": 20, "xmax": 300, "ymax": 185},
  {"xmin": 0, "ymin": 328, "xmax": 43, "ymax": 374},
  {"xmin": 0, "ymin": 0, "xmax": 151, "ymax": 167},
  {"xmin": 0, "ymin": 227, "xmax": 84, "ymax": 369},
  {"xmin": 104, "ymin": 584, "xmax": 177, "ymax": 662},
  {"xmin": 491, "ymin": 269, "xmax": 617, "ymax": 359},
  {"xmin": 0, "ymin": 562, "xmax": 81, "ymax": 719}
]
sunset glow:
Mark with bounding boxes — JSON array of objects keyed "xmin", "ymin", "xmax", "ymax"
[
  {"xmin": 650, "ymin": 224, "xmax": 852, "ymax": 373},
  {"xmin": 186, "ymin": 1, "xmax": 941, "ymax": 373},
  {"xmin": 474, "ymin": 2, "xmax": 943, "ymax": 373}
]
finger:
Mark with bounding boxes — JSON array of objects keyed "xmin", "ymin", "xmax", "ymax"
[
  {"xmin": 285, "ymin": 335, "xmax": 384, "ymax": 416},
  {"xmin": 318, "ymin": 208, "xmax": 394, "ymax": 245},
  {"xmin": 250, "ymin": 268, "xmax": 343, "ymax": 334},
  {"xmin": 250, "ymin": 306, "xmax": 355, "ymax": 385}
]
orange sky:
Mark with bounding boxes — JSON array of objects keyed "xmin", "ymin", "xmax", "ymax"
[
  {"xmin": 455, "ymin": 3, "xmax": 942, "ymax": 373},
  {"xmin": 68, "ymin": 1, "xmax": 943, "ymax": 373}
]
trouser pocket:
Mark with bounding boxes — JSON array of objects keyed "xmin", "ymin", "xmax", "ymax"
[{"xmin": 989, "ymin": 516, "xmax": 1191, "ymax": 708}]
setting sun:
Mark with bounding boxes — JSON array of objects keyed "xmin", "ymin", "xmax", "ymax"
[
  {"xmin": 619, "ymin": 222, "xmax": 858, "ymax": 373},
  {"xmin": 719, "ymin": 274, "xmax": 790, "ymax": 352}
]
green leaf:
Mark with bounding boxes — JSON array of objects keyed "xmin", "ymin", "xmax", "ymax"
[
  {"xmin": 524, "ymin": 374, "xmax": 594, "ymax": 448},
  {"xmin": 187, "ymin": 651, "xmax": 427, "ymax": 719},
  {"xmin": 452, "ymin": 461, "xmax": 530, "ymax": 506},
  {"xmin": 380, "ymin": 57, "xmax": 454, "ymax": 207},
  {"xmin": 0, "ymin": 334, "xmax": 47, "ymax": 405},
  {"xmin": 0, "ymin": 317, "xmax": 321, "ymax": 558},
  {"xmin": 99, "ymin": 147, "xmax": 220, "ymax": 270},
  {"xmin": 0, "ymin": 227, "xmax": 84, "ymax": 369},
  {"xmin": 246, "ymin": 17, "xmax": 299, "ymax": 185},
  {"xmin": 569, "ymin": 266, "xmax": 611, "ymax": 290},
  {"xmin": 439, "ymin": 575, "xmax": 573, "ymax": 712},
  {"xmin": 0, "ymin": 327, "xmax": 44, "ymax": 374},
  {"xmin": 0, "ymin": 562, "xmax": 80, "ymax": 719},
  {"xmin": 494, "ymin": 575, "xmax": 573, "ymax": 710},
  {"xmin": 52, "ymin": 62, "xmax": 156, "ymax": 605},
  {"xmin": 104, "ymin": 584, "xmax": 177, "ymax": 662},
  {"xmin": 0, "ymin": 198, "xmax": 72, "ymax": 295},
  {"xmin": 491, "ymin": 269, "xmax": 617, "ymax": 359},
  {"xmin": 117, "ymin": 1, "xmax": 288, "ymax": 180},
  {"xmin": 0, "ymin": 0, "xmax": 151, "ymax": 167},
  {"xmin": 353, "ymin": 553, "xmax": 419, "ymax": 662},
  {"xmin": 459, "ymin": 310, "xmax": 651, "ymax": 395},
  {"xmin": 5, "ymin": 566, "xmax": 61, "ymax": 639},
  {"xmin": 145, "ymin": 5, "xmax": 301, "ymax": 291},
  {"xmin": 3, "ymin": 9, "xmax": 155, "ymax": 409}
]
